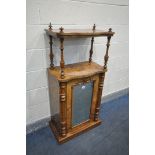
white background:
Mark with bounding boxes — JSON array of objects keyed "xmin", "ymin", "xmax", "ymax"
[{"xmin": 0, "ymin": 0, "xmax": 155, "ymax": 155}]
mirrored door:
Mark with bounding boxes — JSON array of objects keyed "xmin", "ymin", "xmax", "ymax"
[{"xmin": 72, "ymin": 81, "xmax": 94, "ymax": 127}]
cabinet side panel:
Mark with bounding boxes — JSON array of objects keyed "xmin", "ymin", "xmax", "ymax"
[{"xmin": 48, "ymin": 72, "xmax": 59, "ymax": 116}]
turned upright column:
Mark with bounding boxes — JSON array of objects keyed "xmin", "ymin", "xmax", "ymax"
[
  {"xmin": 89, "ymin": 24, "xmax": 96, "ymax": 63},
  {"xmin": 94, "ymin": 28, "xmax": 112, "ymax": 121},
  {"xmin": 59, "ymin": 82, "xmax": 67, "ymax": 137},
  {"xmin": 49, "ymin": 23, "xmax": 54, "ymax": 69},
  {"xmin": 94, "ymin": 73, "xmax": 104, "ymax": 121},
  {"xmin": 59, "ymin": 27, "xmax": 67, "ymax": 137},
  {"xmin": 104, "ymin": 28, "xmax": 112, "ymax": 70},
  {"xmin": 59, "ymin": 27, "xmax": 65, "ymax": 79}
]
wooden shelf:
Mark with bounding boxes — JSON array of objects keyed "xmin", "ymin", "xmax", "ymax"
[
  {"xmin": 48, "ymin": 61, "xmax": 106, "ymax": 82},
  {"xmin": 45, "ymin": 29, "xmax": 115, "ymax": 38}
]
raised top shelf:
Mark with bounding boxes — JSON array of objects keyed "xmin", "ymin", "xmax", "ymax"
[{"xmin": 45, "ymin": 29, "xmax": 115, "ymax": 38}]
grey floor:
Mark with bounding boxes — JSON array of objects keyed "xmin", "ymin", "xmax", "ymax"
[{"xmin": 26, "ymin": 94, "xmax": 129, "ymax": 155}]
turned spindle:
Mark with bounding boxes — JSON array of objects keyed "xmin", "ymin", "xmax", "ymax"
[
  {"xmin": 48, "ymin": 23, "xmax": 54, "ymax": 69},
  {"xmin": 89, "ymin": 24, "xmax": 96, "ymax": 63},
  {"xmin": 59, "ymin": 27, "xmax": 65, "ymax": 79},
  {"xmin": 104, "ymin": 28, "xmax": 112, "ymax": 70},
  {"xmin": 49, "ymin": 36, "xmax": 54, "ymax": 69}
]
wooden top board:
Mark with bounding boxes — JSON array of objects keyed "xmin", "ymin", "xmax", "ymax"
[
  {"xmin": 48, "ymin": 61, "xmax": 106, "ymax": 82},
  {"xmin": 45, "ymin": 29, "xmax": 115, "ymax": 38}
]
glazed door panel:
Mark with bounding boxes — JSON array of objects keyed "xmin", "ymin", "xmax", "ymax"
[
  {"xmin": 66, "ymin": 75, "xmax": 100, "ymax": 130},
  {"xmin": 72, "ymin": 81, "xmax": 93, "ymax": 126}
]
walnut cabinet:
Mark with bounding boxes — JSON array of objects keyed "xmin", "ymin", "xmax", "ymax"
[{"xmin": 45, "ymin": 24, "xmax": 115, "ymax": 143}]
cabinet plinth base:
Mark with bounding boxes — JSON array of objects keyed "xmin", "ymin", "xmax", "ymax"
[{"xmin": 49, "ymin": 119, "xmax": 102, "ymax": 144}]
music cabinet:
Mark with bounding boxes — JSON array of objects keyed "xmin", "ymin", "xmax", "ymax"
[{"xmin": 45, "ymin": 23, "xmax": 115, "ymax": 143}]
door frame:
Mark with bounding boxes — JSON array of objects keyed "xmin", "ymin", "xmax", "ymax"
[{"xmin": 66, "ymin": 74, "xmax": 99, "ymax": 132}]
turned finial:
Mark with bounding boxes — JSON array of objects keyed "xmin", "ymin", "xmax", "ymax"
[
  {"xmin": 109, "ymin": 28, "xmax": 112, "ymax": 32},
  {"xmin": 59, "ymin": 27, "xmax": 64, "ymax": 33},
  {"xmin": 93, "ymin": 24, "xmax": 96, "ymax": 31},
  {"xmin": 49, "ymin": 22, "xmax": 52, "ymax": 30}
]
